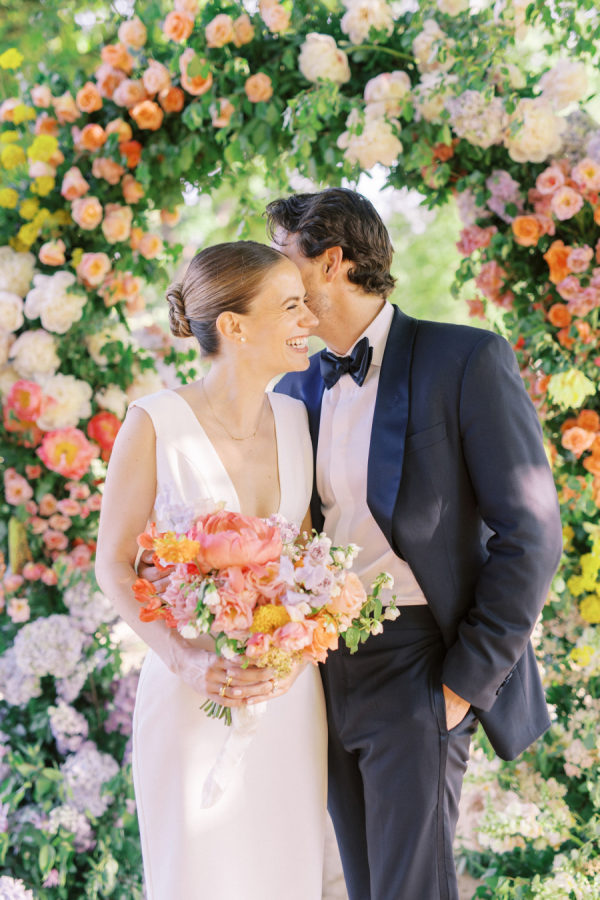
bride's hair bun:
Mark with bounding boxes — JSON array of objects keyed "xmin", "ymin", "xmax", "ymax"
[{"xmin": 166, "ymin": 282, "xmax": 193, "ymax": 338}]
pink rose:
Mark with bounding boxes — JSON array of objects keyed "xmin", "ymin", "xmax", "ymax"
[
  {"xmin": 7, "ymin": 597, "xmax": 30, "ymax": 623},
  {"xmin": 113, "ymin": 79, "xmax": 147, "ymax": 109},
  {"xmin": 4, "ymin": 472, "xmax": 33, "ymax": 506},
  {"xmin": 535, "ymin": 165, "xmax": 565, "ymax": 195},
  {"xmin": 95, "ymin": 63, "xmax": 126, "ymax": 99},
  {"xmin": 566, "ymin": 246, "xmax": 593, "ymax": 273},
  {"xmin": 31, "ymin": 85, "xmax": 52, "ymax": 107},
  {"xmin": 92, "ymin": 156, "xmax": 126, "ymax": 185},
  {"xmin": 572, "ymin": 157, "xmax": 600, "ymax": 192},
  {"xmin": 456, "ymin": 225, "xmax": 496, "ymax": 256},
  {"xmin": 551, "ymin": 186, "xmax": 584, "ymax": 221},
  {"xmin": 29, "ymin": 516, "xmax": 48, "ymax": 535},
  {"xmin": 57, "ymin": 498, "xmax": 81, "ymax": 516},
  {"xmin": 273, "ymin": 621, "xmax": 315, "ymax": 652},
  {"xmin": 48, "ymin": 513, "xmax": 72, "ymax": 531},
  {"xmin": 41, "ymin": 568, "xmax": 58, "ymax": 585},
  {"xmin": 72, "ymin": 196, "xmax": 103, "ymax": 230},
  {"xmin": 3, "ymin": 573, "xmax": 24, "ymax": 593},
  {"xmin": 61, "ymin": 166, "xmax": 90, "ymax": 200},
  {"xmin": 43, "ymin": 529, "xmax": 69, "ymax": 551},
  {"xmin": 211, "ymin": 98, "xmax": 235, "ymax": 128},
  {"xmin": 245, "ymin": 632, "xmax": 273, "ymax": 658},
  {"xmin": 190, "ymin": 509, "xmax": 282, "ymax": 573},
  {"xmin": 259, "ymin": 1, "xmax": 291, "ymax": 33},
  {"xmin": 39, "ymin": 240, "xmax": 66, "ymax": 266},
  {"xmin": 22, "ymin": 562, "xmax": 46, "ymax": 580},
  {"xmin": 77, "ymin": 252, "xmax": 112, "ymax": 287},
  {"xmin": 475, "ymin": 260, "xmax": 507, "ymax": 301},
  {"xmin": 142, "ymin": 61, "xmax": 171, "ymax": 95},
  {"xmin": 39, "ymin": 493, "xmax": 58, "ymax": 517},
  {"xmin": 101, "ymin": 203, "xmax": 133, "ymax": 243},
  {"xmin": 556, "ymin": 275, "xmax": 582, "ymax": 301}
]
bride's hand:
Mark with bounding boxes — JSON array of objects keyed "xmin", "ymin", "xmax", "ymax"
[
  {"xmin": 137, "ymin": 548, "xmax": 173, "ymax": 594},
  {"xmin": 204, "ymin": 657, "xmax": 279, "ymax": 708},
  {"xmin": 249, "ymin": 658, "xmax": 308, "ymax": 705}
]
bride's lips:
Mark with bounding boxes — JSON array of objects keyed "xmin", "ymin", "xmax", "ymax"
[{"xmin": 285, "ymin": 336, "xmax": 309, "ymax": 352}]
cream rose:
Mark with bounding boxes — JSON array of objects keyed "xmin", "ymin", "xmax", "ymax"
[
  {"xmin": 413, "ymin": 73, "xmax": 456, "ymax": 123},
  {"xmin": 0, "ymin": 291, "xmax": 24, "ymax": 333},
  {"xmin": 446, "ymin": 91, "xmax": 507, "ymax": 149},
  {"xmin": 0, "ymin": 330, "xmax": 11, "ymax": 367},
  {"xmin": 412, "ymin": 19, "xmax": 455, "ymax": 74},
  {"xmin": 337, "ymin": 108, "xmax": 403, "ymax": 169},
  {"xmin": 31, "ymin": 85, "xmax": 52, "ymax": 108},
  {"xmin": 505, "ymin": 97, "xmax": 567, "ymax": 163},
  {"xmin": 95, "ymin": 384, "xmax": 129, "ymax": 419},
  {"xmin": 77, "ymin": 252, "xmax": 112, "ymax": 288},
  {"xmin": 25, "ymin": 271, "xmax": 87, "ymax": 334},
  {"xmin": 259, "ymin": 1, "xmax": 291, "ymax": 33},
  {"xmin": 9, "ymin": 329, "xmax": 60, "ymax": 378},
  {"xmin": 340, "ymin": 0, "xmax": 394, "ymax": 45},
  {"xmin": 538, "ymin": 61, "xmax": 588, "ymax": 112},
  {"xmin": 298, "ymin": 33, "xmax": 351, "ymax": 85},
  {"xmin": 364, "ymin": 71, "xmax": 411, "ymax": 117},
  {"xmin": 112, "ymin": 78, "xmax": 147, "ymax": 109},
  {"xmin": 37, "ymin": 374, "xmax": 93, "ymax": 430},
  {"xmin": 0, "ymin": 364, "xmax": 19, "ymax": 397},
  {"xmin": 0, "ymin": 246, "xmax": 36, "ymax": 297},
  {"xmin": 102, "ymin": 204, "xmax": 133, "ymax": 244}
]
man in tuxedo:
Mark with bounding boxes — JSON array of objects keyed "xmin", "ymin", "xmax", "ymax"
[{"xmin": 268, "ymin": 187, "xmax": 562, "ymax": 900}]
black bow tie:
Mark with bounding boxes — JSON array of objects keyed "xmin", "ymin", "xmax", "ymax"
[{"xmin": 320, "ymin": 336, "xmax": 373, "ymax": 389}]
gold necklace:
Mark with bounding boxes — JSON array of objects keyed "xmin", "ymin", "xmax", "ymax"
[{"xmin": 201, "ymin": 380, "xmax": 264, "ymax": 442}]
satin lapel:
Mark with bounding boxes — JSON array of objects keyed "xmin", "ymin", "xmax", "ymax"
[
  {"xmin": 304, "ymin": 357, "xmax": 326, "ymax": 531},
  {"xmin": 367, "ymin": 307, "xmax": 418, "ymax": 549}
]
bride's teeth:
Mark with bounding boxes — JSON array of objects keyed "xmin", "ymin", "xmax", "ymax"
[{"xmin": 287, "ymin": 338, "xmax": 307, "ymax": 348}]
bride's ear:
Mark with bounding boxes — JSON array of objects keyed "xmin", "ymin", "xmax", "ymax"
[{"xmin": 215, "ymin": 311, "xmax": 247, "ymax": 345}]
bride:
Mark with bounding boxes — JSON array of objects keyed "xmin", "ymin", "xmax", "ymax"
[{"xmin": 95, "ymin": 241, "xmax": 327, "ymax": 899}]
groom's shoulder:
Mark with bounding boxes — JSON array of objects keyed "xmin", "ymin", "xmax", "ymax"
[
  {"xmin": 405, "ymin": 317, "xmax": 509, "ymax": 360},
  {"xmin": 274, "ymin": 352, "xmax": 322, "ymax": 402}
]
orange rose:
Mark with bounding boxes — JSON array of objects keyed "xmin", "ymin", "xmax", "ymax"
[
  {"xmin": 71, "ymin": 196, "xmax": 103, "ymax": 230},
  {"xmin": 105, "ymin": 118, "xmax": 133, "ymax": 141},
  {"xmin": 160, "ymin": 208, "xmax": 180, "ymax": 226},
  {"xmin": 34, "ymin": 113, "xmax": 59, "ymax": 136},
  {"xmin": 119, "ymin": 139, "xmax": 142, "ymax": 168},
  {"xmin": 130, "ymin": 99, "xmax": 164, "ymax": 131},
  {"xmin": 101, "ymin": 203, "xmax": 133, "ymax": 244},
  {"xmin": 512, "ymin": 215, "xmax": 543, "ymax": 248},
  {"xmin": 113, "ymin": 78, "xmax": 147, "ymax": 108},
  {"xmin": 179, "ymin": 49, "xmax": 213, "ymax": 96},
  {"xmin": 95, "ymin": 63, "xmax": 126, "ymax": 99},
  {"xmin": 138, "ymin": 233, "xmax": 164, "ymax": 259},
  {"xmin": 122, "ymin": 173, "xmax": 145, "ymax": 204},
  {"xmin": 543, "ymin": 240, "xmax": 572, "ymax": 285},
  {"xmin": 576, "ymin": 409, "xmax": 600, "ymax": 432},
  {"xmin": 557, "ymin": 328, "xmax": 575, "ymax": 350},
  {"xmin": 326, "ymin": 572, "xmax": 366, "ymax": 622},
  {"xmin": 158, "ymin": 86, "xmax": 185, "ymax": 113},
  {"xmin": 78, "ymin": 123, "xmax": 107, "ymax": 151},
  {"xmin": 61, "ymin": 166, "xmax": 89, "ymax": 200},
  {"xmin": 574, "ymin": 321, "xmax": 593, "ymax": 344},
  {"xmin": 211, "ymin": 98, "xmax": 235, "ymax": 128},
  {"xmin": 118, "ymin": 16, "xmax": 147, "ymax": 49},
  {"xmin": 163, "ymin": 10, "xmax": 195, "ymax": 43},
  {"xmin": 547, "ymin": 303, "xmax": 571, "ymax": 328},
  {"xmin": 142, "ymin": 61, "xmax": 171, "ymax": 95},
  {"xmin": 92, "ymin": 156, "xmax": 126, "ymax": 185},
  {"xmin": 77, "ymin": 251, "xmax": 112, "ymax": 287},
  {"xmin": 561, "ymin": 426, "xmax": 596, "ymax": 458},
  {"xmin": 233, "ymin": 13, "xmax": 255, "ymax": 46},
  {"xmin": 100, "ymin": 43, "xmax": 134, "ymax": 74},
  {"xmin": 39, "ymin": 240, "xmax": 66, "ymax": 266},
  {"xmin": 76, "ymin": 81, "xmax": 103, "ymax": 113},
  {"xmin": 52, "ymin": 92, "xmax": 80, "ymax": 123},
  {"xmin": 205, "ymin": 13, "xmax": 234, "ymax": 47},
  {"xmin": 244, "ymin": 72, "xmax": 273, "ymax": 103}
]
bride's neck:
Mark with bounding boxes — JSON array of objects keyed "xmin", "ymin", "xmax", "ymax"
[{"xmin": 201, "ymin": 360, "xmax": 269, "ymax": 428}]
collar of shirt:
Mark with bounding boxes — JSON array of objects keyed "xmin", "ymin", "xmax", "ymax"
[{"xmin": 324, "ymin": 301, "xmax": 394, "ymax": 374}]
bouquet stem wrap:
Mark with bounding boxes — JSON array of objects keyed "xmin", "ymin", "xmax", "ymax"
[{"xmin": 200, "ymin": 702, "xmax": 267, "ymax": 808}]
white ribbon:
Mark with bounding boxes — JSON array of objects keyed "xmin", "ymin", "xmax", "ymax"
[{"xmin": 200, "ymin": 702, "xmax": 267, "ymax": 808}]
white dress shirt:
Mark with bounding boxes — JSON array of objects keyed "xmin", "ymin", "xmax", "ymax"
[{"xmin": 316, "ymin": 302, "xmax": 427, "ymax": 606}]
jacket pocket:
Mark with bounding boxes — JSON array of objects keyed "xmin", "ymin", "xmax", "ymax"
[{"xmin": 405, "ymin": 421, "xmax": 447, "ymax": 454}]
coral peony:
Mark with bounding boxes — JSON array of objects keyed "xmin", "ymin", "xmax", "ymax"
[
  {"xmin": 87, "ymin": 411, "xmax": 122, "ymax": 459},
  {"xmin": 37, "ymin": 427, "xmax": 98, "ymax": 479},
  {"xmin": 189, "ymin": 510, "xmax": 282, "ymax": 574}
]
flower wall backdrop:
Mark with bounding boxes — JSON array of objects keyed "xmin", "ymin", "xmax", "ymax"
[{"xmin": 0, "ymin": 1, "xmax": 600, "ymax": 896}]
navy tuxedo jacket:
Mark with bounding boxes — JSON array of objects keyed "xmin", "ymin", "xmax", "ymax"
[{"xmin": 276, "ymin": 307, "xmax": 562, "ymax": 760}]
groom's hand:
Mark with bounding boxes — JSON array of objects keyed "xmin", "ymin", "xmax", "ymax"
[
  {"xmin": 137, "ymin": 548, "xmax": 174, "ymax": 593},
  {"xmin": 442, "ymin": 683, "xmax": 470, "ymax": 731}
]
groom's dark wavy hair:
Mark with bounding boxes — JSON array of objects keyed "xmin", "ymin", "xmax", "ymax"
[{"xmin": 265, "ymin": 188, "xmax": 396, "ymax": 300}]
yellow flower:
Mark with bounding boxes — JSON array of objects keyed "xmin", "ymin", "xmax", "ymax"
[
  {"xmin": 9, "ymin": 236, "xmax": 28, "ymax": 252},
  {"xmin": 250, "ymin": 604, "xmax": 290, "ymax": 634},
  {"xmin": 0, "ymin": 48, "xmax": 24, "ymax": 70},
  {"xmin": 31, "ymin": 175, "xmax": 55, "ymax": 197},
  {"xmin": 547, "ymin": 369, "xmax": 596, "ymax": 410},
  {"xmin": 32, "ymin": 208, "xmax": 50, "ymax": 229},
  {"xmin": 19, "ymin": 197, "xmax": 40, "ymax": 220},
  {"xmin": 51, "ymin": 209, "xmax": 72, "ymax": 226},
  {"xmin": 567, "ymin": 575, "xmax": 584, "ymax": 597},
  {"xmin": 562, "ymin": 525, "xmax": 574, "ymax": 550},
  {"xmin": 153, "ymin": 533, "xmax": 200, "ymax": 564},
  {"xmin": 0, "ymin": 187, "xmax": 19, "ymax": 208},
  {"xmin": 12, "ymin": 105, "xmax": 36, "ymax": 125},
  {"xmin": 0, "ymin": 130, "xmax": 20, "ymax": 144},
  {"xmin": 570, "ymin": 645, "xmax": 594, "ymax": 667},
  {"xmin": 580, "ymin": 594, "xmax": 600, "ymax": 625},
  {"xmin": 27, "ymin": 134, "xmax": 58, "ymax": 163},
  {"xmin": 17, "ymin": 222, "xmax": 40, "ymax": 247},
  {"xmin": 71, "ymin": 247, "xmax": 84, "ymax": 267},
  {"xmin": 1, "ymin": 144, "xmax": 26, "ymax": 169}
]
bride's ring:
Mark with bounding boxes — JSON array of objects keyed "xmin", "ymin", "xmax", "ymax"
[
  {"xmin": 225, "ymin": 676, "xmax": 233, "ymax": 687},
  {"xmin": 272, "ymin": 679, "xmax": 279, "ymax": 693},
  {"xmin": 219, "ymin": 685, "xmax": 227, "ymax": 697}
]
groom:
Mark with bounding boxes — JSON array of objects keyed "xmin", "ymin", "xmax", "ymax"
[{"xmin": 268, "ymin": 188, "xmax": 562, "ymax": 900}]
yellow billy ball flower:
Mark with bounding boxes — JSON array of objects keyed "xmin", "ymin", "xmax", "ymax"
[
  {"xmin": 52, "ymin": 209, "xmax": 72, "ymax": 226},
  {"xmin": 27, "ymin": 134, "xmax": 58, "ymax": 162},
  {"xmin": 9, "ymin": 237, "xmax": 29, "ymax": 252},
  {"xmin": 250, "ymin": 604, "xmax": 291, "ymax": 634},
  {"xmin": 0, "ymin": 187, "xmax": 19, "ymax": 208},
  {"xmin": 579, "ymin": 594, "xmax": 600, "ymax": 625},
  {"xmin": 570, "ymin": 645, "xmax": 594, "ymax": 668},
  {"xmin": 0, "ymin": 48, "xmax": 24, "ymax": 69},
  {"xmin": 19, "ymin": 197, "xmax": 40, "ymax": 220},
  {"xmin": 71, "ymin": 247, "xmax": 84, "ymax": 267},
  {"xmin": 31, "ymin": 175, "xmax": 55, "ymax": 197},
  {"xmin": 12, "ymin": 104, "xmax": 36, "ymax": 125},
  {"xmin": 567, "ymin": 575, "xmax": 584, "ymax": 597},
  {"xmin": 0, "ymin": 130, "xmax": 20, "ymax": 144},
  {"xmin": 562, "ymin": 524, "xmax": 574, "ymax": 550},
  {"xmin": 17, "ymin": 222, "xmax": 40, "ymax": 247},
  {"xmin": 1, "ymin": 144, "xmax": 26, "ymax": 169},
  {"xmin": 32, "ymin": 208, "xmax": 50, "ymax": 228}
]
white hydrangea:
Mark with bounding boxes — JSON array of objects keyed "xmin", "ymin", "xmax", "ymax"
[
  {"xmin": 0, "ymin": 647, "xmax": 42, "ymax": 707},
  {"xmin": 25, "ymin": 271, "xmax": 87, "ymax": 335},
  {"xmin": 505, "ymin": 97, "xmax": 567, "ymax": 163},
  {"xmin": 446, "ymin": 90, "xmax": 507, "ymax": 148},
  {"xmin": 413, "ymin": 73, "xmax": 456, "ymax": 123},
  {"xmin": 0, "ymin": 246, "xmax": 36, "ymax": 297},
  {"xmin": 47, "ymin": 804, "xmax": 95, "ymax": 852},
  {"xmin": 0, "ymin": 291, "xmax": 24, "ymax": 333},
  {"xmin": 61, "ymin": 741, "xmax": 120, "ymax": 817},
  {"xmin": 48, "ymin": 699, "xmax": 89, "ymax": 754},
  {"xmin": 125, "ymin": 367, "xmax": 164, "ymax": 402},
  {"xmin": 36, "ymin": 373, "xmax": 93, "ymax": 430},
  {"xmin": 337, "ymin": 107, "xmax": 403, "ymax": 169},
  {"xmin": 95, "ymin": 384, "xmax": 129, "ymax": 419},
  {"xmin": 85, "ymin": 322, "xmax": 130, "ymax": 366},
  {"xmin": 63, "ymin": 578, "xmax": 118, "ymax": 634},
  {"xmin": 412, "ymin": 19, "xmax": 455, "ymax": 74},
  {"xmin": 298, "ymin": 33, "xmax": 351, "ymax": 84},
  {"xmin": 364, "ymin": 71, "xmax": 411, "ymax": 117},
  {"xmin": 538, "ymin": 60, "xmax": 588, "ymax": 111},
  {"xmin": 8, "ymin": 329, "xmax": 60, "ymax": 378},
  {"xmin": 13, "ymin": 615, "xmax": 85, "ymax": 680},
  {"xmin": 340, "ymin": 0, "xmax": 394, "ymax": 45},
  {"xmin": 0, "ymin": 876, "xmax": 35, "ymax": 900},
  {"xmin": 56, "ymin": 660, "xmax": 95, "ymax": 704}
]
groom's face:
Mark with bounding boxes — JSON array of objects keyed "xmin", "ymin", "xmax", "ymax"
[{"xmin": 271, "ymin": 228, "xmax": 333, "ymax": 338}]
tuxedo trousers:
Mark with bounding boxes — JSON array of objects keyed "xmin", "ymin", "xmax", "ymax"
[{"xmin": 321, "ymin": 606, "xmax": 478, "ymax": 900}]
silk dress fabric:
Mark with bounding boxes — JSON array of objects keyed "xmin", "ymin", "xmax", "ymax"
[{"xmin": 130, "ymin": 389, "xmax": 327, "ymax": 900}]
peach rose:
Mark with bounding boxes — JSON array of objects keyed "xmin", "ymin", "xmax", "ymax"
[
  {"xmin": 95, "ymin": 63, "xmax": 126, "ymax": 99},
  {"xmin": 260, "ymin": 1, "xmax": 291, "ymax": 33},
  {"xmin": 34, "ymin": 113, "xmax": 59, "ymax": 136},
  {"xmin": 512, "ymin": 215, "xmax": 543, "ymax": 247},
  {"xmin": 101, "ymin": 203, "xmax": 133, "ymax": 243},
  {"xmin": 78, "ymin": 123, "xmax": 107, "ymax": 151},
  {"xmin": 106, "ymin": 118, "xmax": 133, "ymax": 141},
  {"xmin": 71, "ymin": 196, "xmax": 103, "ymax": 230},
  {"xmin": 327, "ymin": 572, "xmax": 366, "ymax": 621},
  {"xmin": 100, "ymin": 43, "xmax": 134, "ymax": 74},
  {"xmin": 308, "ymin": 613, "xmax": 339, "ymax": 663},
  {"xmin": 122, "ymin": 173, "xmax": 145, "ymax": 204},
  {"xmin": 76, "ymin": 81, "xmax": 103, "ymax": 113},
  {"xmin": 551, "ymin": 185, "xmax": 584, "ymax": 221},
  {"xmin": 244, "ymin": 72, "xmax": 273, "ymax": 103},
  {"xmin": 158, "ymin": 86, "xmax": 185, "ymax": 112},
  {"xmin": 211, "ymin": 97, "xmax": 235, "ymax": 128},
  {"xmin": 245, "ymin": 632, "xmax": 273, "ymax": 659},
  {"xmin": 130, "ymin": 99, "xmax": 164, "ymax": 131},
  {"xmin": 163, "ymin": 10, "xmax": 195, "ymax": 43},
  {"xmin": 561, "ymin": 426, "xmax": 595, "ymax": 458},
  {"xmin": 543, "ymin": 240, "xmax": 572, "ymax": 284},
  {"xmin": 233, "ymin": 13, "xmax": 255, "ymax": 46},
  {"xmin": 138, "ymin": 233, "xmax": 163, "ymax": 259},
  {"xmin": 179, "ymin": 49, "xmax": 213, "ymax": 96},
  {"xmin": 52, "ymin": 92, "xmax": 79, "ymax": 123},
  {"xmin": 31, "ymin": 85, "xmax": 52, "ymax": 107},
  {"xmin": 39, "ymin": 240, "xmax": 66, "ymax": 267},
  {"xmin": 142, "ymin": 61, "xmax": 171, "ymax": 95},
  {"xmin": 160, "ymin": 207, "xmax": 180, "ymax": 226},
  {"xmin": 130, "ymin": 226, "xmax": 143, "ymax": 251},
  {"xmin": 205, "ymin": 13, "xmax": 234, "ymax": 47},
  {"xmin": 61, "ymin": 166, "xmax": 89, "ymax": 200},
  {"xmin": 273, "ymin": 621, "xmax": 315, "ymax": 653},
  {"xmin": 189, "ymin": 509, "xmax": 282, "ymax": 573},
  {"xmin": 113, "ymin": 78, "xmax": 147, "ymax": 108},
  {"xmin": 576, "ymin": 409, "xmax": 600, "ymax": 432},
  {"xmin": 547, "ymin": 303, "xmax": 571, "ymax": 328},
  {"xmin": 175, "ymin": 0, "xmax": 198, "ymax": 12},
  {"xmin": 118, "ymin": 16, "xmax": 147, "ymax": 49},
  {"xmin": 92, "ymin": 156, "xmax": 126, "ymax": 185},
  {"xmin": 77, "ymin": 252, "xmax": 112, "ymax": 287},
  {"xmin": 535, "ymin": 165, "xmax": 565, "ymax": 195},
  {"xmin": 119, "ymin": 139, "xmax": 142, "ymax": 168},
  {"xmin": 212, "ymin": 596, "xmax": 255, "ymax": 636}
]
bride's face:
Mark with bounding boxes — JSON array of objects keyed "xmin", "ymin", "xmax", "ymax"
[{"xmin": 240, "ymin": 260, "xmax": 318, "ymax": 374}]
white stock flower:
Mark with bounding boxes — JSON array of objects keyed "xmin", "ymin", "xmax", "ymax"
[
  {"xmin": 298, "ymin": 33, "xmax": 351, "ymax": 84},
  {"xmin": 338, "ymin": 107, "xmax": 403, "ymax": 169},
  {"xmin": 85, "ymin": 322, "xmax": 130, "ymax": 366},
  {"xmin": 25, "ymin": 271, "xmax": 87, "ymax": 334},
  {"xmin": 0, "ymin": 291, "xmax": 24, "ymax": 333},
  {"xmin": 412, "ymin": 19, "xmax": 455, "ymax": 74},
  {"xmin": 340, "ymin": 0, "xmax": 394, "ymax": 45},
  {"xmin": 36, "ymin": 374, "xmax": 92, "ymax": 430},
  {"xmin": 95, "ymin": 384, "xmax": 129, "ymax": 419},
  {"xmin": 364, "ymin": 71, "xmax": 411, "ymax": 117},
  {"xmin": 538, "ymin": 61, "xmax": 588, "ymax": 111},
  {"xmin": 8, "ymin": 329, "xmax": 60, "ymax": 378},
  {"xmin": 446, "ymin": 91, "xmax": 507, "ymax": 148},
  {"xmin": 505, "ymin": 98, "xmax": 567, "ymax": 163},
  {"xmin": 125, "ymin": 367, "xmax": 164, "ymax": 402},
  {"xmin": 0, "ymin": 246, "xmax": 35, "ymax": 297}
]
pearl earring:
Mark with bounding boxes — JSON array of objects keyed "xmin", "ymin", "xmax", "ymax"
[{"xmin": 240, "ymin": 336, "xmax": 247, "ymax": 343}]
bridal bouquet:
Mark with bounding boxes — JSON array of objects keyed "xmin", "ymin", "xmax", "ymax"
[{"xmin": 132, "ymin": 509, "xmax": 397, "ymax": 724}]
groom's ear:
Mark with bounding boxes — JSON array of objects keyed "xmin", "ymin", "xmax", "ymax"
[{"xmin": 322, "ymin": 246, "xmax": 344, "ymax": 282}]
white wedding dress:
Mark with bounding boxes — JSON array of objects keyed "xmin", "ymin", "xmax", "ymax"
[{"xmin": 130, "ymin": 389, "xmax": 328, "ymax": 900}]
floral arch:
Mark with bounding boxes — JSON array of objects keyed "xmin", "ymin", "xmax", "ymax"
[{"xmin": 1, "ymin": 0, "xmax": 600, "ymax": 896}]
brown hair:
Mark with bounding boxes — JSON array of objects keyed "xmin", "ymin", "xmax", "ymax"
[
  {"xmin": 166, "ymin": 241, "xmax": 287, "ymax": 356},
  {"xmin": 265, "ymin": 188, "xmax": 396, "ymax": 299}
]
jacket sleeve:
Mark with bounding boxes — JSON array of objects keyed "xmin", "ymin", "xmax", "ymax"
[{"xmin": 441, "ymin": 332, "xmax": 563, "ymax": 711}]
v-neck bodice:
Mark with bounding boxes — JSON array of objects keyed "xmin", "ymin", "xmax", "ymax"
[{"xmin": 130, "ymin": 388, "xmax": 313, "ymax": 532}]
